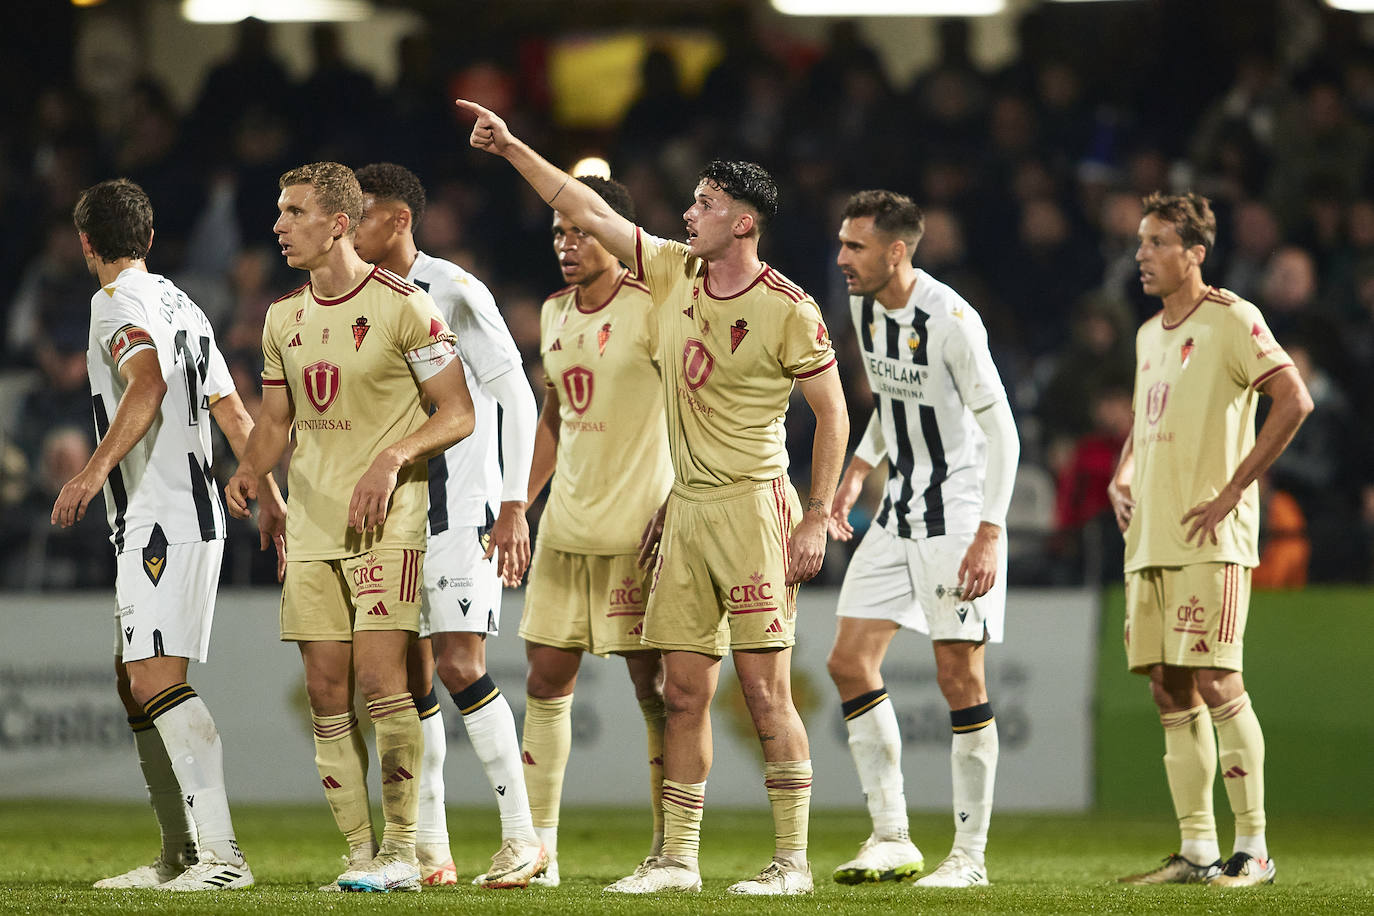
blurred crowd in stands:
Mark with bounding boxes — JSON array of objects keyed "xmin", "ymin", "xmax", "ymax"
[{"xmin": 2, "ymin": 7, "xmax": 1372, "ymax": 590}]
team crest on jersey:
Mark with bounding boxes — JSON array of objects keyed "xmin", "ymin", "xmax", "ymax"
[
  {"xmin": 294, "ymin": 309, "xmax": 304, "ymax": 324},
  {"xmin": 352, "ymin": 316, "xmax": 371, "ymax": 350},
  {"xmin": 1145, "ymin": 380, "xmax": 1170, "ymax": 426},
  {"xmin": 303, "ymin": 360, "xmax": 341, "ymax": 413},
  {"xmin": 562, "ymin": 365, "xmax": 594, "ymax": 415},
  {"xmin": 598, "ymin": 322, "xmax": 612, "ymax": 355},
  {"xmin": 322, "ymin": 328, "xmax": 330, "ymax": 344},
  {"xmin": 682, "ymin": 338, "xmax": 715, "ymax": 390},
  {"xmin": 729, "ymin": 319, "xmax": 749, "ymax": 354},
  {"xmin": 1180, "ymin": 337, "xmax": 1194, "ymax": 369},
  {"xmin": 907, "ymin": 332, "xmax": 922, "ymax": 352}
]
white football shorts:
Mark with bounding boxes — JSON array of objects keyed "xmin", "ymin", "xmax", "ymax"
[
  {"xmin": 836, "ymin": 523, "xmax": 1006, "ymax": 643},
  {"xmin": 113, "ymin": 538, "xmax": 224, "ymax": 663},
  {"xmin": 419, "ymin": 525, "xmax": 502, "ymax": 637}
]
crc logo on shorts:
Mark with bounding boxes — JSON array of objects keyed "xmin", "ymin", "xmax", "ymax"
[
  {"xmin": 682, "ymin": 338, "xmax": 715, "ymax": 390},
  {"xmin": 353, "ymin": 552, "xmax": 385, "ymax": 597},
  {"xmin": 1175, "ymin": 595, "xmax": 1205, "ymax": 628},
  {"xmin": 303, "ymin": 360, "xmax": 341, "ymax": 413},
  {"xmin": 726, "ymin": 572, "xmax": 776, "ymax": 614},
  {"xmin": 1145, "ymin": 381, "xmax": 1169, "ymax": 426},
  {"xmin": 561, "ymin": 365, "xmax": 594, "ymax": 416},
  {"xmin": 608, "ymin": 576, "xmax": 645, "ymax": 616}
]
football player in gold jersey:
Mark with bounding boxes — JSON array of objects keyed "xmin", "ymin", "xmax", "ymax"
[
  {"xmin": 517, "ymin": 176, "xmax": 671, "ymax": 885},
  {"xmin": 457, "ymin": 99, "xmax": 848, "ymax": 897},
  {"xmin": 1109, "ymin": 192, "xmax": 1311, "ymax": 888},
  {"xmin": 226, "ymin": 162, "xmax": 476, "ymax": 893}
]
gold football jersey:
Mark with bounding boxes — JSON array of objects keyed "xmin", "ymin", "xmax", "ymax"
[
  {"xmin": 1125, "ymin": 287, "xmax": 1293, "ymax": 571},
  {"xmin": 262, "ymin": 267, "xmax": 456, "ymax": 560},
  {"xmin": 538, "ymin": 273, "xmax": 673, "ymax": 554},
  {"xmin": 633, "ymin": 230, "xmax": 836, "ymax": 489}
]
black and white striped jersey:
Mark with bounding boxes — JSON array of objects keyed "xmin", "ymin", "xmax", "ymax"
[
  {"xmin": 852, "ymin": 270, "xmax": 1008, "ymax": 540},
  {"xmin": 87, "ymin": 269, "xmax": 233, "ymax": 551},
  {"xmin": 408, "ymin": 251, "xmax": 525, "ymax": 535}
]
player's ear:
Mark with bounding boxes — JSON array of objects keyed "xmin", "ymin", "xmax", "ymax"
[
  {"xmin": 1187, "ymin": 244, "xmax": 1205, "ymax": 267},
  {"xmin": 396, "ymin": 207, "xmax": 412, "ymax": 234},
  {"xmin": 333, "ymin": 212, "xmax": 349, "ymax": 241},
  {"xmin": 734, "ymin": 210, "xmax": 756, "ymax": 239}
]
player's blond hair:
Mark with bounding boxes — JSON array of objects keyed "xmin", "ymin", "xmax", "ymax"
[{"xmin": 279, "ymin": 162, "xmax": 363, "ymax": 235}]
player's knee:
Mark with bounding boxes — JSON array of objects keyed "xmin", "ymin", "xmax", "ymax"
[
  {"xmin": 662, "ymin": 679, "xmax": 708, "ymax": 718},
  {"xmin": 526, "ymin": 667, "xmax": 573, "ymax": 699},
  {"xmin": 825, "ymin": 645, "xmax": 865, "ymax": 689},
  {"xmin": 738, "ymin": 673, "xmax": 790, "ymax": 717},
  {"xmin": 1195, "ymin": 670, "xmax": 1243, "ymax": 708},
  {"xmin": 435, "ymin": 655, "xmax": 485, "ymax": 693},
  {"xmin": 935, "ymin": 667, "xmax": 983, "ymax": 707}
]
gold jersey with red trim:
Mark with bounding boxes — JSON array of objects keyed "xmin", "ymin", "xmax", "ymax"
[
  {"xmin": 1125, "ymin": 286, "xmax": 1293, "ymax": 571},
  {"xmin": 633, "ymin": 229, "xmax": 836, "ymax": 489},
  {"xmin": 261, "ymin": 266, "xmax": 457, "ymax": 560},
  {"xmin": 537, "ymin": 272, "xmax": 672, "ymax": 554}
]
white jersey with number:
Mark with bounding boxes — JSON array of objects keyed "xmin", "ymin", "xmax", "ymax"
[
  {"xmin": 852, "ymin": 270, "xmax": 1008, "ymax": 540},
  {"xmin": 87, "ymin": 268, "xmax": 234, "ymax": 551},
  {"xmin": 407, "ymin": 251, "xmax": 524, "ymax": 533}
]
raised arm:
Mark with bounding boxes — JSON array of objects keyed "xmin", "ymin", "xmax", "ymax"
[
  {"xmin": 52, "ymin": 348, "xmax": 166, "ymax": 528},
  {"xmin": 347, "ymin": 358, "xmax": 476, "ymax": 534},
  {"xmin": 788, "ymin": 367, "xmax": 849, "ymax": 584},
  {"xmin": 455, "ymin": 99, "xmax": 637, "ymax": 265}
]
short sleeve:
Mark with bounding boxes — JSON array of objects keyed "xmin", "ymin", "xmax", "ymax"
[
  {"xmin": 944, "ymin": 308, "xmax": 1007, "ymax": 412},
  {"xmin": 780, "ymin": 297, "xmax": 836, "ymax": 380},
  {"xmin": 396, "ymin": 289, "xmax": 457, "ymax": 354},
  {"xmin": 632, "ymin": 228, "xmax": 694, "ymax": 305},
  {"xmin": 1231, "ymin": 301, "xmax": 1293, "ymax": 390},
  {"xmin": 443, "ymin": 273, "xmax": 521, "ymax": 384},
  {"xmin": 261, "ymin": 305, "xmax": 286, "ymax": 390},
  {"xmin": 203, "ymin": 333, "xmax": 235, "ymax": 401},
  {"xmin": 94, "ymin": 289, "xmax": 156, "ymax": 369}
]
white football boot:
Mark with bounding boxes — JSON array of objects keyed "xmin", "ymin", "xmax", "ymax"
[
  {"xmin": 604, "ymin": 856, "xmax": 702, "ymax": 893},
  {"xmin": 915, "ymin": 850, "xmax": 989, "ymax": 887},
  {"xmin": 833, "ymin": 835, "xmax": 924, "ymax": 884},
  {"xmin": 727, "ymin": 860, "xmax": 814, "ymax": 895}
]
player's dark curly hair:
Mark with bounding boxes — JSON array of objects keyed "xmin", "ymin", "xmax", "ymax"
[
  {"xmin": 699, "ymin": 160, "xmax": 778, "ymax": 229},
  {"xmin": 279, "ymin": 161, "xmax": 363, "ymax": 234},
  {"xmin": 73, "ymin": 178, "xmax": 154, "ymax": 262},
  {"xmin": 577, "ymin": 176, "xmax": 636, "ymax": 222},
  {"xmin": 1141, "ymin": 191, "xmax": 1216, "ymax": 256},
  {"xmin": 842, "ymin": 190, "xmax": 925, "ymax": 251},
  {"xmin": 355, "ymin": 162, "xmax": 427, "ymax": 228}
]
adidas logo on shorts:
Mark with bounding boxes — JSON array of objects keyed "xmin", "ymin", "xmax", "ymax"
[
  {"xmin": 765, "ymin": 618, "xmax": 783, "ymax": 634},
  {"xmin": 369, "ymin": 601, "xmax": 389, "ymax": 616}
]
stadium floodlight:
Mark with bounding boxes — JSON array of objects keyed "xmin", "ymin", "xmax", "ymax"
[
  {"xmin": 571, "ymin": 157, "xmax": 612, "ymax": 179},
  {"xmin": 181, "ymin": 0, "xmax": 374, "ymax": 23},
  {"xmin": 1325, "ymin": 0, "xmax": 1374, "ymax": 9},
  {"xmin": 771, "ymin": 0, "xmax": 1004, "ymax": 15}
]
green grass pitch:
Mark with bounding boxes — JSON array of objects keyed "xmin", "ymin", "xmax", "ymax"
[
  {"xmin": 5, "ymin": 587, "xmax": 1371, "ymax": 913},
  {"xmin": 4, "ymin": 802, "xmax": 1371, "ymax": 914}
]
